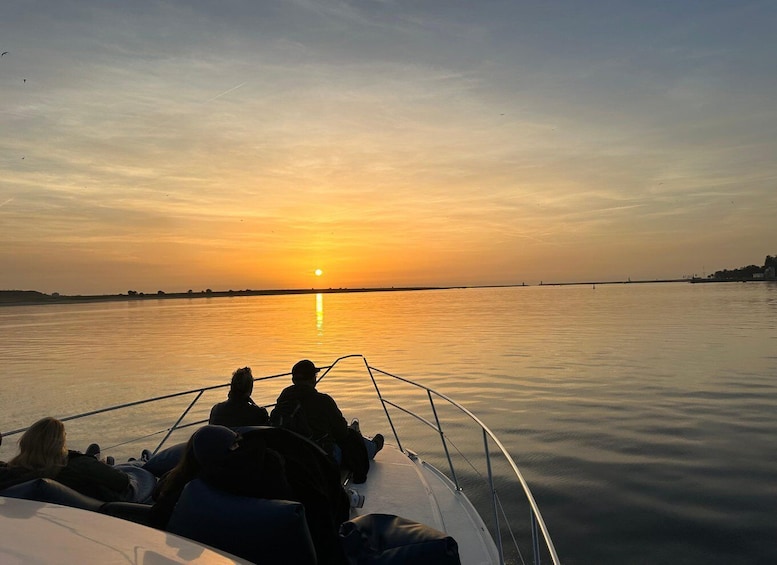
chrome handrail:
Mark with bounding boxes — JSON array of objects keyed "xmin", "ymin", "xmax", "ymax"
[
  {"xmin": 2, "ymin": 354, "xmax": 559, "ymax": 565},
  {"xmin": 343, "ymin": 354, "xmax": 560, "ymax": 565}
]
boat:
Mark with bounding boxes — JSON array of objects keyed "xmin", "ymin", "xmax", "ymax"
[{"xmin": 0, "ymin": 354, "xmax": 559, "ymax": 564}]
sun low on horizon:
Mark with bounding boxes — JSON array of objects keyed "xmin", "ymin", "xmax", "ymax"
[{"xmin": 315, "ymin": 269, "xmax": 323, "ymax": 278}]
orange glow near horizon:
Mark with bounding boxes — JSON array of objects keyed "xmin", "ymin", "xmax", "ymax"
[{"xmin": 1, "ymin": 3, "xmax": 775, "ymax": 295}]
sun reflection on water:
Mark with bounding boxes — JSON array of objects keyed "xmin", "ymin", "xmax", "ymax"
[{"xmin": 316, "ymin": 293, "xmax": 323, "ymax": 333}]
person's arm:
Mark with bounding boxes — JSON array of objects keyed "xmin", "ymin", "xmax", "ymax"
[
  {"xmin": 208, "ymin": 403, "xmax": 219, "ymax": 425},
  {"xmin": 325, "ymin": 395, "xmax": 349, "ymax": 443},
  {"xmin": 250, "ymin": 402, "xmax": 270, "ymax": 424}
]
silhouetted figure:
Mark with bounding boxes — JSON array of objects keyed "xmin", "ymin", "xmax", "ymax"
[
  {"xmin": 0, "ymin": 417, "xmax": 132, "ymax": 500},
  {"xmin": 152, "ymin": 424, "xmax": 348, "ymax": 563},
  {"xmin": 271, "ymin": 359, "xmax": 383, "ymax": 482},
  {"xmin": 209, "ymin": 366, "xmax": 269, "ymax": 428}
]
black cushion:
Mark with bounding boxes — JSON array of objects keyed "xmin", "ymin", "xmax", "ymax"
[
  {"xmin": 99, "ymin": 501, "xmax": 154, "ymax": 527},
  {"xmin": 0, "ymin": 478, "xmax": 103, "ymax": 511},
  {"xmin": 166, "ymin": 478, "xmax": 317, "ymax": 564},
  {"xmin": 141, "ymin": 442, "xmax": 187, "ymax": 477},
  {"xmin": 339, "ymin": 513, "xmax": 461, "ymax": 564}
]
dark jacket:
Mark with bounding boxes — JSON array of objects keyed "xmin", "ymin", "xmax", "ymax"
[
  {"xmin": 273, "ymin": 383, "xmax": 348, "ymax": 453},
  {"xmin": 0, "ymin": 464, "xmax": 36, "ymax": 491},
  {"xmin": 56, "ymin": 451, "xmax": 131, "ymax": 501},
  {"xmin": 209, "ymin": 397, "xmax": 269, "ymax": 428}
]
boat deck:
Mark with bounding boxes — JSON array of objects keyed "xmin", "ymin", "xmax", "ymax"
[
  {"xmin": 0, "ymin": 496, "xmax": 249, "ymax": 564},
  {"xmin": 349, "ymin": 443, "xmax": 499, "ymax": 565}
]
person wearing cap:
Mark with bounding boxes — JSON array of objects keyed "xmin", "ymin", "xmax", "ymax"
[
  {"xmin": 272, "ymin": 359, "xmax": 383, "ymax": 470},
  {"xmin": 209, "ymin": 366, "xmax": 269, "ymax": 428}
]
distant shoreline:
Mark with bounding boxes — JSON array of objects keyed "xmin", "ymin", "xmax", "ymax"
[
  {"xmin": 0, "ymin": 286, "xmax": 459, "ymax": 306},
  {"xmin": 538, "ymin": 278, "xmax": 686, "ymax": 286},
  {"xmin": 3, "ymin": 278, "xmax": 769, "ymax": 306}
]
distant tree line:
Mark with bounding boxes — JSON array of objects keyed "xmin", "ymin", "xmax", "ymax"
[
  {"xmin": 709, "ymin": 254, "xmax": 777, "ymax": 280},
  {"xmin": 127, "ymin": 289, "xmax": 214, "ymax": 296}
]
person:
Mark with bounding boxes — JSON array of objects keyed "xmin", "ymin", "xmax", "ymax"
[
  {"xmin": 271, "ymin": 359, "xmax": 383, "ymax": 481},
  {"xmin": 151, "ymin": 424, "xmax": 348, "ymax": 563},
  {"xmin": 149, "ymin": 431, "xmax": 208, "ymax": 529},
  {"xmin": 152, "ymin": 425, "xmax": 292, "ymax": 524},
  {"xmin": 208, "ymin": 366, "xmax": 269, "ymax": 428},
  {"xmin": 0, "ymin": 417, "xmax": 134, "ymax": 501}
]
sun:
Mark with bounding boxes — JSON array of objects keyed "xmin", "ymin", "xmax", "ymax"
[{"xmin": 314, "ymin": 269, "xmax": 323, "ymax": 277}]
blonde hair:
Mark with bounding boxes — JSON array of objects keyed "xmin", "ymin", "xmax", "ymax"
[{"xmin": 8, "ymin": 416, "xmax": 68, "ymax": 477}]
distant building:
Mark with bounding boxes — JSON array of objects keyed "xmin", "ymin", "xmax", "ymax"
[{"xmin": 766, "ymin": 266, "xmax": 776, "ymax": 280}]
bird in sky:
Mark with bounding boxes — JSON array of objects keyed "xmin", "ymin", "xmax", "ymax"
[{"xmin": 1, "ymin": 52, "xmax": 8, "ymax": 57}]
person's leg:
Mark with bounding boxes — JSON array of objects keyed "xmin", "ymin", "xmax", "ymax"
[
  {"xmin": 362, "ymin": 434, "xmax": 384, "ymax": 460},
  {"xmin": 331, "ymin": 443, "xmax": 343, "ymax": 465},
  {"xmin": 362, "ymin": 438, "xmax": 376, "ymax": 459}
]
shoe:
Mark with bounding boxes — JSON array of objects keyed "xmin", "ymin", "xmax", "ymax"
[
  {"xmin": 347, "ymin": 488, "xmax": 365, "ymax": 509},
  {"xmin": 141, "ymin": 449, "xmax": 152, "ymax": 463},
  {"xmin": 372, "ymin": 434, "xmax": 384, "ymax": 453},
  {"xmin": 105, "ymin": 456, "xmax": 115, "ymax": 466},
  {"xmin": 350, "ymin": 419, "xmax": 360, "ymax": 434},
  {"xmin": 85, "ymin": 443, "xmax": 101, "ymax": 458}
]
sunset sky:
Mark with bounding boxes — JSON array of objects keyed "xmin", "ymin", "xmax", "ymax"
[{"xmin": 1, "ymin": 1, "xmax": 775, "ymax": 294}]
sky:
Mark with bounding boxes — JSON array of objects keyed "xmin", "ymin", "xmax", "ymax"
[{"xmin": 1, "ymin": 1, "xmax": 775, "ymax": 294}]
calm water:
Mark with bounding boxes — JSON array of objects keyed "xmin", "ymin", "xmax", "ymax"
[{"xmin": 2, "ymin": 283, "xmax": 776, "ymax": 564}]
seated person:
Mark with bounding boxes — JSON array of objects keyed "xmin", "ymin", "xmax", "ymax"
[
  {"xmin": 209, "ymin": 366, "xmax": 269, "ymax": 428},
  {"xmin": 271, "ymin": 359, "xmax": 383, "ymax": 481},
  {"xmin": 152, "ymin": 425, "xmax": 348, "ymax": 563},
  {"xmin": 0, "ymin": 417, "xmax": 138, "ymax": 501}
]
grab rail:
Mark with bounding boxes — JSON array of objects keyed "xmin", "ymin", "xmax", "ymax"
[
  {"xmin": 2, "ymin": 354, "xmax": 559, "ymax": 565},
  {"xmin": 344, "ymin": 354, "xmax": 560, "ymax": 565}
]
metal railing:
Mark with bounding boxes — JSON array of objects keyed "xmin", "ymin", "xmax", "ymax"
[
  {"xmin": 346, "ymin": 354, "xmax": 560, "ymax": 565},
  {"xmin": 2, "ymin": 354, "xmax": 559, "ymax": 565}
]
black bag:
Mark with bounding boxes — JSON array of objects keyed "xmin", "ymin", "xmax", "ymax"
[{"xmin": 339, "ymin": 513, "xmax": 460, "ymax": 564}]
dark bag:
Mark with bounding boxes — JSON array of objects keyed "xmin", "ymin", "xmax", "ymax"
[{"xmin": 339, "ymin": 513, "xmax": 460, "ymax": 564}]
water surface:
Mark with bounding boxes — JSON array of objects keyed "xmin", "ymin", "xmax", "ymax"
[{"xmin": 2, "ymin": 283, "xmax": 775, "ymax": 564}]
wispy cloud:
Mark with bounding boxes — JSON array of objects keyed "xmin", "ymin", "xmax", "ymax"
[{"xmin": 1, "ymin": 1, "xmax": 775, "ymax": 292}]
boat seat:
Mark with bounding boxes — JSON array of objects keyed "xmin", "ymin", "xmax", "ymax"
[
  {"xmin": 0, "ymin": 478, "xmax": 103, "ymax": 511},
  {"xmin": 99, "ymin": 500, "xmax": 154, "ymax": 527},
  {"xmin": 113, "ymin": 464, "xmax": 158, "ymax": 503},
  {"xmin": 166, "ymin": 478, "xmax": 317, "ymax": 564},
  {"xmin": 141, "ymin": 442, "xmax": 187, "ymax": 477},
  {"xmin": 1, "ymin": 476, "xmax": 156, "ymax": 528}
]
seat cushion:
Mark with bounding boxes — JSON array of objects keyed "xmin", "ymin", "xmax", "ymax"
[
  {"xmin": 166, "ymin": 478, "xmax": 316, "ymax": 564},
  {"xmin": 0, "ymin": 478, "xmax": 103, "ymax": 511}
]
